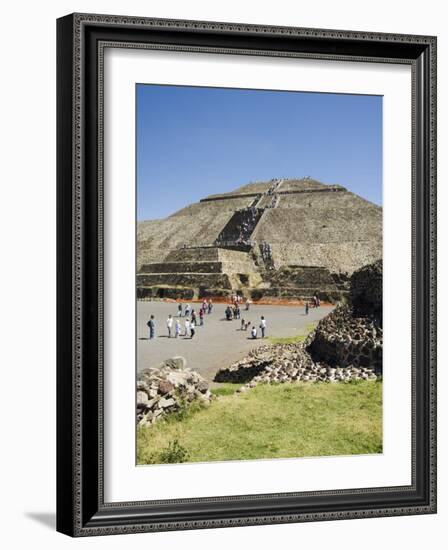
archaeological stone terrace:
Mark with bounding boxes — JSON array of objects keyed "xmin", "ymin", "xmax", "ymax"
[{"xmin": 137, "ymin": 178, "xmax": 382, "ymax": 301}]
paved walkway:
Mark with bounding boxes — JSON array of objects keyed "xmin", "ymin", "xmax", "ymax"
[{"xmin": 137, "ymin": 301, "xmax": 333, "ymax": 381}]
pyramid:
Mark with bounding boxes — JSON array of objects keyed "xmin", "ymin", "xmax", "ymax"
[{"xmin": 137, "ymin": 178, "xmax": 382, "ymax": 301}]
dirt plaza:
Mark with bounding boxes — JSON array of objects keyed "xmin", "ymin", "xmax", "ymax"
[{"xmin": 137, "ymin": 301, "xmax": 333, "ymax": 381}]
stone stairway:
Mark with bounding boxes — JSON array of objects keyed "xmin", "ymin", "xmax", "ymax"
[
  {"xmin": 214, "ymin": 207, "xmax": 264, "ymax": 247},
  {"xmin": 214, "ymin": 179, "xmax": 284, "ymax": 249}
]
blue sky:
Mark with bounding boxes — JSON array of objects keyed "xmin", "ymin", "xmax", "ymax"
[{"xmin": 137, "ymin": 84, "xmax": 382, "ymax": 221}]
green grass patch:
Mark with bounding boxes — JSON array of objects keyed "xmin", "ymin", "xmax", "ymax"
[
  {"xmin": 210, "ymin": 383, "xmax": 242, "ymax": 397},
  {"xmin": 267, "ymin": 322, "xmax": 317, "ymax": 345},
  {"xmin": 267, "ymin": 334, "xmax": 306, "ymax": 345},
  {"xmin": 137, "ymin": 380, "xmax": 382, "ymax": 465}
]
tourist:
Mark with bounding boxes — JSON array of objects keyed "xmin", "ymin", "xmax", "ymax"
[
  {"xmin": 245, "ymin": 298, "xmax": 251, "ymax": 311},
  {"xmin": 199, "ymin": 308, "xmax": 204, "ymax": 326},
  {"xmin": 251, "ymin": 326, "xmax": 257, "ymax": 339},
  {"xmin": 175, "ymin": 319, "xmax": 181, "ymax": 338},
  {"xmin": 184, "ymin": 318, "xmax": 190, "ymax": 337},
  {"xmin": 245, "ymin": 320, "xmax": 251, "ymax": 331},
  {"xmin": 147, "ymin": 315, "xmax": 155, "ymax": 340},
  {"xmin": 167, "ymin": 314, "xmax": 173, "ymax": 338},
  {"xmin": 190, "ymin": 318, "xmax": 196, "ymax": 339},
  {"xmin": 207, "ymin": 299, "xmax": 213, "ymax": 314},
  {"xmin": 235, "ymin": 305, "xmax": 241, "ymax": 319},
  {"xmin": 305, "ymin": 302, "xmax": 309, "ymax": 315},
  {"xmin": 177, "ymin": 302, "xmax": 183, "ymax": 317},
  {"xmin": 184, "ymin": 303, "xmax": 191, "ymax": 317},
  {"xmin": 260, "ymin": 316, "xmax": 266, "ymax": 338},
  {"xmin": 225, "ymin": 306, "xmax": 233, "ymax": 321},
  {"xmin": 191, "ymin": 309, "xmax": 197, "ymax": 325},
  {"xmin": 241, "ymin": 318, "xmax": 245, "ymax": 331},
  {"xmin": 202, "ymin": 299, "xmax": 207, "ymax": 312}
]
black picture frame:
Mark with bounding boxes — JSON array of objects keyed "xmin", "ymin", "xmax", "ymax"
[{"xmin": 57, "ymin": 13, "xmax": 437, "ymax": 537}]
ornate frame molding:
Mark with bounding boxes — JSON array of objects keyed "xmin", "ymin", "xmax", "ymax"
[{"xmin": 57, "ymin": 13, "xmax": 437, "ymax": 536}]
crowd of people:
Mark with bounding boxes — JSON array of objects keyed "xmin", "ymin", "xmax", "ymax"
[
  {"xmin": 216, "ymin": 205, "xmax": 260, "ymax": 248},
  {"xmin": 147, "ymin": 299, "xmax": 214, "ymax": 339},
  {"xmin": 145, "ymin": 296, "xmax": 270, "ymax": 341},
  {"xmin": 146, "ymin": 291, "xmax": 322, "ymax": 341}
]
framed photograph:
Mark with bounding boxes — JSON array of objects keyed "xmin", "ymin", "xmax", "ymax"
[{"xmin": 57, "ymin": 13, "xmax": 437, "ymax": 536}]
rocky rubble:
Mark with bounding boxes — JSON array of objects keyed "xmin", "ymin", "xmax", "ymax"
[
  {"xmin": 305, "ymin": 305, "xmax": 382, "ymax": 372},
  {"xmin": 306, "ymin": 260, "xmax": 382, "ymax": 372},
  {"xmin": 350, "ymin": 259, "xmax": 382, "ymax": 319},
  {"xmin": 215, "ymin": 342, "xmax": 378, "ymax": 391},
  {"xmin": 137, "ymin": 356, "xmax": 213, "ymax": 426}
]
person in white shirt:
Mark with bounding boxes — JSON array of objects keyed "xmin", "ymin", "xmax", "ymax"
[
  {"xmin": 260, "ymin": 316, "xmax": 267, "ymax": 338},
  {"xmin": 167, "ymin": 315, "xmax": 173, "ymax": 338},
  {"xmin": 175, "ymin": 319, "xmax": 181, "ymax": 338},
  {"xmin": 184, "ymin": 318, "xmax": 190, "ymax": 337},
  {"xmin": 190, "ymin": 318, "xmax": 196, "ymax": 339},
  {"xmin": 251, "ymin": 326, "xmax": 257, "ymax": 339}
]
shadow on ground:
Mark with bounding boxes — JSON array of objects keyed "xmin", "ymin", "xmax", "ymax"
[{"xmin": 25, "ymin": 512, "xmax": 56, "ymax": 530}]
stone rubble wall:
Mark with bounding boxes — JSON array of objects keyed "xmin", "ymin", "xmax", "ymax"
[
  {"xmin": 266, "ymin": 241, "xmax": 382, "ymax": 276},
  {"xmin": 305, "ymin": 305, "xmax": 382, "ymax": 372},
  {"xmin": 136, "ymin": 272, "xmax": 233, "ymax": 290},
  {"xmin": 137, "ymin": 357, "xmax": 213, "ymax": 426},
  {"xmin": 214, "ymin": 343, "xmax": 378, "ymax": 389},
  {"xmin": 266, "ymin": 265, "xmax": 339, "ymax": 289},
  {"xmin": 139, "ymin": 260, "xmax": 256, "ymax": 275},
  {"xmin": 140, "ymin": 261, "xmax": 224, "ymax": 274},
  {"xmin": 165, "ymin": 246, "xmax": 256, "ymax": 266},
  {"xmin": 350, "ymin": 259, "xmax": 382, "ymax": 318},
  {"xmin": 305, "ymin": 260, "xmax": 382, "ymax": 371},
  {"xmin": 137, "ymin": 286, "xmax": 195, "ymax": 300},
  {"xmin": 253, "ymin": 287, "xmax": 347, "ymax": 302}
]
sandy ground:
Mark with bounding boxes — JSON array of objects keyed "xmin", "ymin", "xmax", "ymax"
[{"xmin": 137, "ymin": 301, "xmax": 333, "ymax": 381}]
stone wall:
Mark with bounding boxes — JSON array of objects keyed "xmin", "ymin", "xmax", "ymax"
[
  {"xmin": 165, "ymin": 246, "xmax": 254, "ymax": 265},
  {"xmin": 137, "ymin": 287, "xmax": 195, "ymax": 300},
  {"xmin": 306, "ymin": 260, "xmax": 383, "ymax": 372},
  {"xmin": 140, "ymin": 261, "xmax": 224, "ymax": 274},
  {"xmin": 267, "ymin": 241, "xmax": 382, "ymax": 276},
  {"xmin": 140, "ymin": 260, "xmax": 258, "ymax": 275},
  {"xmin": 305, "ymin": 305, "xmax": 382, "ymax": 372},
  {"xmin": 266, "ymin": 265, "xmax": 338, "ymax": 289},
  {"xmin": 136, "ymin": 272, "xmax": 232, "ymax": 290},
  {"xmin": 350, "ymin": 259, "xmax": 382, "ymax": 318},
  {"xmin": 214, "ymin": 342, "xmax": 378, "ymax": 387}
]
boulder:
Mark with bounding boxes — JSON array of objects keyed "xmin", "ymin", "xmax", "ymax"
[
  {"xmin": 158, "ymin": 380, "xmax": 175, "ymax": 395},
  {"xmin": 163, "ymin": 356, "xmax": 187, "ymax": 370},
  {"xmin": 137, "ymin": 356, "xmax": 212, "ymax": 426}
]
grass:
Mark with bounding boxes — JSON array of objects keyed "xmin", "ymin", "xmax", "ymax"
[
  {"xmin": 210, "ymin": 383, "xmax": 242, "ymax": 397},
  {"xmin": 137, "ymin": 380, "xmax": 382, "ymax": 465},
  {"xmin": 267, "ymin": 322, "xmax": 317, "ymax": 345},
  {"xmin": 267, "ymin": 334, "xmax": 306, "ymax": 345}
]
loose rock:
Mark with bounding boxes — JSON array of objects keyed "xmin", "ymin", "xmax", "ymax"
[{"xmin": 137, "ymin": 357, "xmax": 213, "ymax": 426}]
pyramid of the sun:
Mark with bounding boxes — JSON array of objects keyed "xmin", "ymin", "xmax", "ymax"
[{"xmin": 137, "ymin": 178, "xmax": 382, "ymax": 301}]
